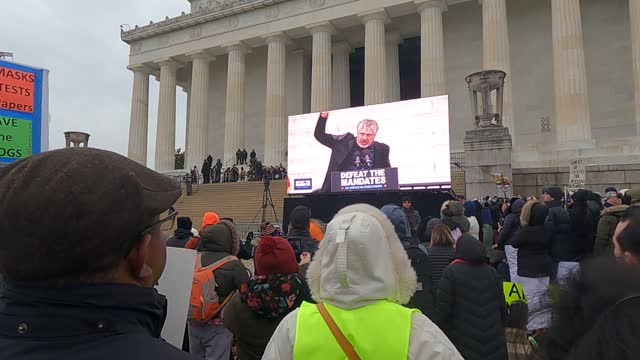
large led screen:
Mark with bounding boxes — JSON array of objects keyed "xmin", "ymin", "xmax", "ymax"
[{"xmin": 287, "ymin": 95, "xmax": 451, "ymax": 194}]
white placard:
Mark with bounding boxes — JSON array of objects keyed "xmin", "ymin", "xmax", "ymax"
[
  {"xmin": 568, "ymin": 158, "xmax": 586, "ymax": 192},
  {"xmin": 157, "ymin": 247, "xmax": 197, "ymax": 348}
]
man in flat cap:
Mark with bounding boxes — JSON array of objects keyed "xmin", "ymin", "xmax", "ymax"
[{"xmin": 0, "ymin": 148, "xmax": 191, "ymax": 359}]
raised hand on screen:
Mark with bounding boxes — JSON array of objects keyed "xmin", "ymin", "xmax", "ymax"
[{"xmin": 320, "ymin": 111, "xmax": 329, "ymax": 118}]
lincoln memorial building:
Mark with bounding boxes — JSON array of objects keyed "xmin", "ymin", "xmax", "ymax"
[{"xmin": 121, "ymin": 0, "xmax": 640, "ymax": 194}]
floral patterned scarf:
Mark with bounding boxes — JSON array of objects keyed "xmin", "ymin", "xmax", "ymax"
[{"xmin": 240, "ymin": 273, "xmax": 310, "ymax": 320}]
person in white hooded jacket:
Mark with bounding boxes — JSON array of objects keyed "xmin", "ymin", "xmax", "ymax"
[{"xmin": 262, "ymin": 204, "xmax": 462, "ymax": 360}]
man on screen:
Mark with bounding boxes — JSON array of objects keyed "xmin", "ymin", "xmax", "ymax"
[{"xmin": 314, "ymin": 111, "xmax": 391, "ymax": 192}]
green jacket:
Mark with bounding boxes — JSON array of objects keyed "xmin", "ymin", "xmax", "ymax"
[{"xmin": 594, "ymin": 205, "xmax": 628, "ymax": 256}]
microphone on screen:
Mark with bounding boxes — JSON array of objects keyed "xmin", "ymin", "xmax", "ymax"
[
  {"xmin": 354, "ymin": 151, "xmax": 362, "ymax": 169},
  {"xmin": 362, "ymin": 150, "xmax": 372, "ymax": 168}
]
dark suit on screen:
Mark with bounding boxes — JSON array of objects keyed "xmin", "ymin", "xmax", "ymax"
[{"xmin": 314, "ymin": 114, "xmax": 391, "ymax": 192}]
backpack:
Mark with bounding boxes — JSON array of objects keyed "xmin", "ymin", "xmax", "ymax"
[{"xmin": 188, "ymin": 253, "xmax": 238, "ymax": 322}]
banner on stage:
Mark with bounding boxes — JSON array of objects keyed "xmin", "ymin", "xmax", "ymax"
[
  {"xmin": 287, "ymin": 96, "xmax": 451, "ymax": 194},
  {"xmin": 331, "ymin": 167, "xmax": 399, "ymax": 192},
  {"xmin": 0, "ymin": 60, "xmax": 49, "ymax": 165}
]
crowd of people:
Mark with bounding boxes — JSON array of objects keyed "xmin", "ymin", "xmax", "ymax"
[
  {"xmin": 190, "ymin": 150, "xmax": 287, "ymax": 185},
  {"xmin": 1, "ymin": 147, "xmax": 640, "ymax": 360}
]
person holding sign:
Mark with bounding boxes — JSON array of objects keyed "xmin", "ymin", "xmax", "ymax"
[{"xmin": 314, "ymin": 111, "xmax": 391, "ymax": 192}]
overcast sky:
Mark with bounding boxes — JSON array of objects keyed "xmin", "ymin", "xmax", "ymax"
[{"xmin": 3, "ymin": 0, "xmax": 191, "ymax": 167}]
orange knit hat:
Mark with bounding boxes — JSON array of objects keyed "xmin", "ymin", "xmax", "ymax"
[{"xmin": 201, "ymin": 212, "xmax": 220, "ymax": 229}]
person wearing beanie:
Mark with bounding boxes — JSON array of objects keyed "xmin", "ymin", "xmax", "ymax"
[
  {"xmin": 542, "ymin": 186, "xmax": 571, "ymax": 281},
  {"xmin": 184, "ymin": 211, "xmax": 220, "ymax": 250},
  {"xmin": 188, "ymin": 221, "xmax": 248, "ymax": 360},
  {"xmin": 463, "ymin": 201, "xmax": 480, "ymax": 240},
  {"xmin": 166, "ymin": 216, "xmax": 194, "ymax": 248},
  {"xmin": 223, "ymin": 236, "xmax": 311, "ymax": 360},
  {"xmin": 380, "ymin": 204, "xmax": 433, "ymax": 317},
  {"xmin": 434, "ymin": 234, "xmax": 508, "ymax": 360},
  {"xmin": 441, "ymin": 201, "xmax": 471, "ymax": 233},
  {"xmin": 512, "ymin": 201, "xmax": 553, "ymax": 331},
  {"xmin": 263, "ymin": 204, "xmax": 462, "ymax": 360},
  {"xmin": 286, "ymin": 206, "xmax": 318, "ymax": 262},
  {"xmin": 402, "ymin": 196, "xmax": 421, "ymax": 234},
  {"xmin": 498, "ymin": 198, "xmax": 525, "ymax": 283}
]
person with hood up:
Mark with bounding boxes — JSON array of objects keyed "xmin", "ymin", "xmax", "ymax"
[
  {"xmin": 463, "ymin": 201, "xmax": 480, "ymax": 239},
  {"xmin": 286, "ymin": 206, "xmax": 319, "ymax": 262},
  {"xmin": 511, "ymin": 201, "xmax": 553, "ymax": 331},
  {"xmin": 185, "ymin": 212, "xmax": 220, "ymax": 250},
  {"xmin": 435, "ymin": 234, "xmax": 508, "ymax": 360},
  {"xmin": 441, "ymin": 200, "xmax": 471, "ymax": 234},
  {"xmin": 542, "ymin": 186, "xmax": 571, "ymax": 281},
  {"xmin": 498, "ymin": 198, "xmax": 525, "ymax": 283},
  {"xmin": 381, "ymin": 204, "xmax": 433, "ymax": 316},
  {"xmin": 223, "ymin": 236, "xmax": 312, "ymax": 360},
  {"xmin": 262, "ymin": 204, "xmax": 462, "ymax": 360},
  {"xmin": 166, "ymin": 216, "xmax": 195, "ymax": 248},
  {"xmin": 189, "ymin": 221, "xmax": 249, "ymax": 360}
]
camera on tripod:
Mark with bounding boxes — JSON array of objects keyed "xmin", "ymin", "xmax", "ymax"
[{"xmin": 262, "ymin": 174, "xmax": 270, "ymax": 188}]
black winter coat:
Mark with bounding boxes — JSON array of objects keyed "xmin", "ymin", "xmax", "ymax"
[
  {"xmin": 435, "ymin": 236, "xmax": 508, "ymax": 360},
  {"xmin": 404, "ymin": 245, "xmax": 435, "ymax": 317},
  {"xmin": 567, "ymin": 202, "xmax": 597, "ymax": 261},
  {"xmin": 545, "ymin": 201, "xmax": 572, "ymax": 262},
  {"xmin": 511, "ymin": 225, "xmax": 553, "ymax": 278},
  {"xmin": 426, "ymin": 245, "xmax": 454, "ymax": 290},
  {"xmin": 166, "ymin": 228, "xmax": 194, "ymax": 248},
  {"xmin": 0, "ymin": 282, "xmax": 192, "ymax": 360},
  {"xmin": 498, "ymin": 213, "xmax": 521, "ymax": 248}
]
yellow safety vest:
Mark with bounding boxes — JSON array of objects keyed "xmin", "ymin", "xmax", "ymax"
[{"xmin": 293, "ymin": 300, "xmax": 417, "ymax": 360}]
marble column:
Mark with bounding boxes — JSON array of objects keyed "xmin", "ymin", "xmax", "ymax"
[
  {"xmin": 224, "ymin": 42, "xmax": 248, "ymax": 164},
  {"xmin": 154, "ymin": 59, "xmax": 179, "ymax": 172},
  {"xmin": 127, "ymin": 65, "xmax": 149, "ymax": 165},
  {"xmin": 307, "ymin": 22, "xmax": 334, "ymax": 112},
  {"xmin": 361, "ymin": 10, "xmax": 387, "ymax": 105},
  {"xmin": 551, "ymin": 0, "xmax": 591, "ymax": 142},
  {"xmin": 630, "ymin": 0, "xmax": 640, "ymax": 135},
  {"xmin": 416, "ymin": 0, "xmax": 447, "ymax": 97},
  {"xmin": 481, "ymin": 0, "xmax": 514, "ymax": 136},
  {"xmin": 386, "ymin": 31, "xmax": 402, "ymax": 102},
  {"xmin": 186, "ymin": 51, "xmax": 212, "ymax": 170},
  {"xmin": 184, "ymin": 87, "xmax": 191, "ymax": 161},
  {"xmin": 332, "ymin": 42, "xmax": 352, "ymax": 110},
  {"xmin": 263, "ymin": 33, "xmax": 288, "ymax": 166}
]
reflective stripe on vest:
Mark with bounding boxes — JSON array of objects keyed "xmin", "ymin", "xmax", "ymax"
[{"xmin": 293, "ymin": 300, "xmax": 417, "ymax": 360}]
